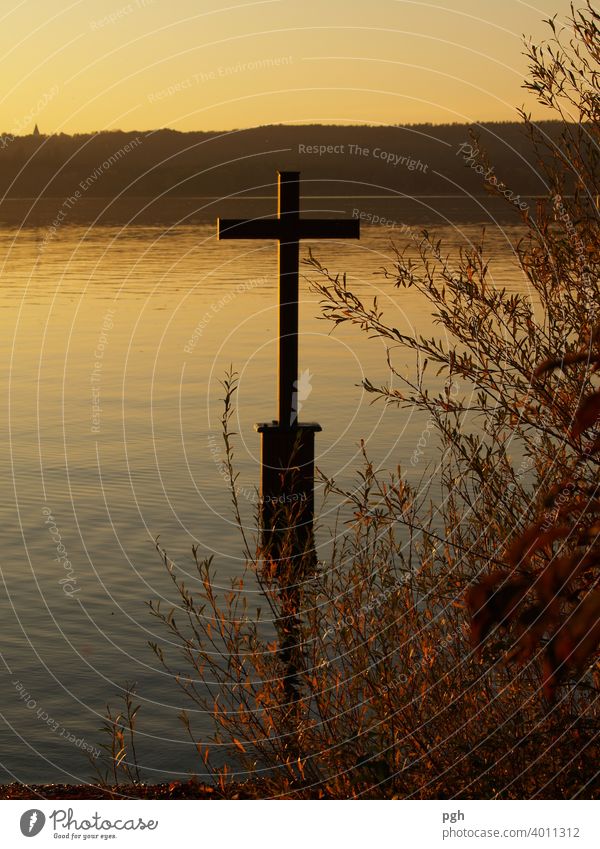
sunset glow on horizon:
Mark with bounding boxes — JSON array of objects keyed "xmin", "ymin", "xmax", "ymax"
[{"xmin": 0, "ymin": 0, "xmax": 578, "ymax": 135}]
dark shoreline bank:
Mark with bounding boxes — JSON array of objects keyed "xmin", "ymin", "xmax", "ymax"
[
  {"xmin": 0, "ymin": 194, "xmax": 533, "ymax": 228},
  {"xmin": 0, "ymin": 780, "xmax": 259, "ymax": 800}
]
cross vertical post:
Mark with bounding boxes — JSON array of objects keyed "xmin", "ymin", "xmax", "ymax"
[{"xmin": 278, "ymin": 171, "xmax": 300, "ymax": 429}]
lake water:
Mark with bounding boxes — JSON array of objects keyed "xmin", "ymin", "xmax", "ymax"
[{"xmin": 0, "ymin": 200, "xmax": 531, "ymax": 783}]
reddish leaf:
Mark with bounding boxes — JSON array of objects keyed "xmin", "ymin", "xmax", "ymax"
[
  {"xmin": 543, "ymin": 643, "xmax": 564, "ymax": 702},
  {"xmin": 568, "ymin": 591, "xmax": 600, "ymax": 672},
  {"xmin": 572, "ymin": 390, "xmax": 600, "ymax": 438},
  {"xmin": 542, "ymin": 480, "xmax": 576, "ymax": 508},
  {"xmin": 467, "ymin": 571, "xmax": 532, "ymax": 647},
  {"xmin": 556, "ymin": 497, "xmax": 600, "ymax": 520},
  {"xmin": 508, "ymin": 604, "xmax": 552, "ymax": 664},
  {"xmin": 533, "ymin": 350, "xmax": 600, "ymax": 378},
  {"xmin": 585, "ymin": 434, "xmax": 600, "ymax": 455},
  {"xmin": 537, "ymin": 552, "xmax": 596, "ymax": 604},
  {"xmin": 543, "ymin": 591, "xmax": 600, "ymax": 701},
  {"xmin": 507, "ymin": 522, "xmax": 573, "ymax": 567}
]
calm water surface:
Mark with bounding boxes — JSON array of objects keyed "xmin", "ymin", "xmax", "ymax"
[{"xmin": 0, "ymin": 211, "xmax": 532, "ymax": 782}]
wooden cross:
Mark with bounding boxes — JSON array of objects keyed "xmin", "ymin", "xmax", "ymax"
[{"xmin": 217, "ymin": 171, "xmax": 360, "ymax": 428}]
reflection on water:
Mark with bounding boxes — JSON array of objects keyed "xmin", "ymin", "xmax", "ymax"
[{"xmin": 0, "ymin": 214, "xmax": 530, "ymax": 782}]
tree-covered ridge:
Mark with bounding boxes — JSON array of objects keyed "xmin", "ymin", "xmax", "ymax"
[{"xmin": 0, "ymin": 121, "xmax": 563, "ymax": 199}]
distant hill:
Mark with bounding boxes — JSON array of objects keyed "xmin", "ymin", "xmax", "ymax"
[{"xmin": 0, "ymin": 122, "xmax": 564, "ymax": 224}]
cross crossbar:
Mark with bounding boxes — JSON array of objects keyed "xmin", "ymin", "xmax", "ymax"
[{"xmin": 217, "ymin": 218, "xmax": 359, "ymax": 241}]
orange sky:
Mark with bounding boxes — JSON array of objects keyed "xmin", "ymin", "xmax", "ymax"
[{"xmin": 0, "ymin": 0, "xmax": 578, "ymax": 134}]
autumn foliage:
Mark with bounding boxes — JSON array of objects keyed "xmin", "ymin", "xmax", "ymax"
[
  {"xmin": 135, "ymin": 5, "xmax": 600, "ymax": 798},
  {"xmin": 468, "ymin": 329, "xmax": 600, "ymax": 702}
]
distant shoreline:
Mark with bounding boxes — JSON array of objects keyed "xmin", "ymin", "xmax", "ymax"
[
  {"xmin": 0, "ymin": 194, "xmax": 534, "ymax": 227},
  {"xmin": 0, "ymin": 123, "xmax": 559, "ymax": 223}
]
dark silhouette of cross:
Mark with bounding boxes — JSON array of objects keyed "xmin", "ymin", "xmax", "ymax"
[{"xmin": 217, "ymin": 171, "xmax": 360, "ymax": 428}]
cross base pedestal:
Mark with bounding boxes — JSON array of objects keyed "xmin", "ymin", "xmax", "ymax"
[{"xmin": 254, "ymin": 421, "xmax": 321, "ymax": 561}]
